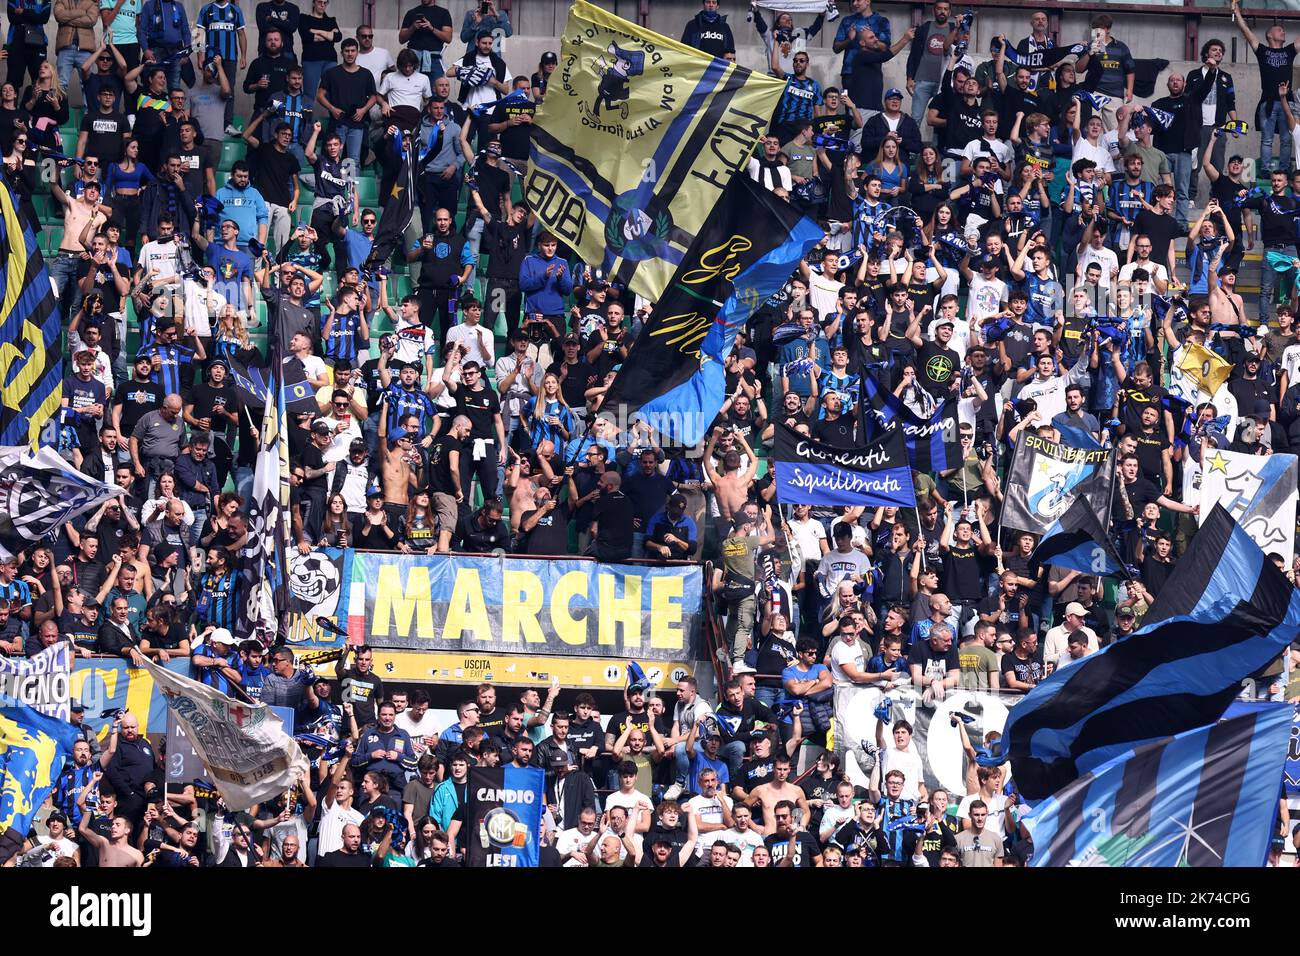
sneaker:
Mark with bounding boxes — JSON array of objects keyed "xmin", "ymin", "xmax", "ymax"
[
  {"xmin": 662, "ymin": 783, "xmax": 684, "ymax": 802},
  {"xmin": 224, "ymin": 124, "xmax": 241, "ymax": 137}
]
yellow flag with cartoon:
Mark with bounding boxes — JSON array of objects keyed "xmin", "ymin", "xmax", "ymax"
[{"xmin": 525, "ymin": 0, "xmax": 786, "ymax": 300}]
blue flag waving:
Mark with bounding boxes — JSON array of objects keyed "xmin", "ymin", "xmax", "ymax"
[
  {"xmin": 1024, "ymin": 706, "xmax": 1293, "ymax": 866},
  {"xmin": 0, "ymin": 700, "xmax": 79, "ymax": 864},
  {"xmin": 858, "ymin": 372, "xmax": 962, "ymax": 473},
  {"xmin": 982, "ymin": 505, "xmax": 1300, "ymax": 800}
]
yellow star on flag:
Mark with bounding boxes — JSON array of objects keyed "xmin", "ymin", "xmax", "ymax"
[{"xmin": 1207, "ymin": 452, "xmax": 1229, "ymax": 473}]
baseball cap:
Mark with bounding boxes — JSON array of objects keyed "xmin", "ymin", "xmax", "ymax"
[
  {"xmin": 1116, "ymin": 606, "xmax": 1136, "ymax": 619},
  {"xmin": 310, "ymin": 420, "xmax": 333, "ymax": 437},
  {"xmin": 366, "ymin": 485, "xmax": 385, "ymax": 500},
  {"xmin": 349, "ymin": 437, "xmax": 367, "ymax": 453},
  {"xmin": 934, "ymin": 316, "xmax": 955, "ymax": 328},
  {"xmin": 1064, "ymin": 602, "xmax": 1087, "ymax": 618},
  {"xmin": 546, "ymin": 750, "xmax": 570, "ymax": 771},
  {"xmin": 1251, "ymin": 399, "xmax": 1272, "ymax": 418},
  {"xmin": 884, "ymin": 87, "xmax": 904, "ymax": 101},
  {"xmin": 541, "ymin": 51, "xmax": 558, "ymax": 65},
  {"xmin": 70, "ymin": 700, "xmax": 85, "ymax": 713},
  {"xmin": 563, "ymin": 334, "xmax": 581, "ymax": 345},
  {"xmin": 210, "ymin": 627, "xmax": 236, "ymax": 646}
]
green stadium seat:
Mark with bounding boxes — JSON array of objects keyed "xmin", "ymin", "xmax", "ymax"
[
  {"xmin": 386, "ymin": 275, "xmax": 411, "ymax": 301},
  {"xmin": 218, "ymin": 140, "xmax": 247, "ymax": 170}
]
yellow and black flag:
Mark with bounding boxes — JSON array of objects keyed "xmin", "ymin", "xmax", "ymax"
[
  {"xmin": 0, "ymin": 176, "xmax": 61, "ymax": 448},
  {"xmin": 526, "ymin": 0, "xmax": 786, "ymax": 301}
]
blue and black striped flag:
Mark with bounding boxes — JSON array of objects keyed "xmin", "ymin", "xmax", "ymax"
[
  {"xmin": 0, "ymin": 175, "xmax": 61, "ymax": 448},
  {"xmin": 1023, "ymin": 706, "xmax": 1293, "ymax": 866},
  {"xmin": 1030, "ymin": 496, "xmax": 1129, "ymax": 578},
  {"xmin": 859, "ymin": 372, "xmax": 962, "ymax": 473},
  {"xmin": 981, "ymin": 504, "xmax": 1300, "ymax": 800}
]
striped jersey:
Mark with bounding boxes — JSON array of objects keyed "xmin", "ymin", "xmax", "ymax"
[
  {"xmin": 137, "ymin": 343, "xmax": 197, "ymax": 396},
  {"xmin": 322, "ymin": 308, "xmax": 362, "ymax": 364},
  {"xmin": 774, "ymin": 74, "xmax": 821, "ymax": 126},
  {"xmin": 381, "ymin": 384, "xmax": 436, "ymax": 436},
  {"xmin": 195, "ymin": 568, "xmax": 240, "ymax": 630},
  {"xmin": 198, "ymin": 0, "xmax": 245, "ymax": 62}
]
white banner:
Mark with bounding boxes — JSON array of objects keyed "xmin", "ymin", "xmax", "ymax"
[
  {"xmin": 1198, "ymin": 448, "xmax": 1299, "ymax": 567},
  {"xmin": 0, "ymin": 643, "xmax": 71, "ymax": 719},
  {"xmin": 834, "ymin": 683, "xmax": 1019, "ymax": 796},
  {"xmin": 141, "ymin": 658, "xmax": 308, "ymax": 810},
  {"xmin": 754, "ymin": 0, "xmax": 832, "ymax": 13}
]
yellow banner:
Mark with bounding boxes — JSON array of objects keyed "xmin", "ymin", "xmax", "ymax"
[
  {"xmin": 309, "ymin": 651, "xmax": 696, "ymax": 690},
  {"xmin": 525, "ymin": 0, "xmax": 785, "ymax": 301},
  {"xmin": 1177, "ymin": 343, "xmax": 1233, "ymax": 397}
]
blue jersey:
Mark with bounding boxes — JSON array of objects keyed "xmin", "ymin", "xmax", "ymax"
[
  {"xmin": 276, "ymin": 91, "xmax": 311, "ymax": 145},
  {"xmin": 195, "ymin": 569, "xmax": 240, "ymax": 631},
  {"xmin": 208, "ymin": 244, "xmax": 253, "ymax": 308},
  {"xmin": 817, "ymin": 370, "xmax": 860, "ymax": 418},
  {"xmin": 381, "ymin": 383, "xmax": 436, "ymax": 436},
  {"xmin": 53, "ymin": 763, "xmax": 96, "ymax": 826},
  {"xmin": 238, "ymin": 661, "xmax": 271, "ymax": 702},
  {"xmin": 1020, "ymin": 271, "xmax": 1062, "ymax": 327},
  {"xmin": 525, "ymin": 396, "xmax": 574, "ymax": 449},
  {"xmin": 322, "ymin": 308, "xmax": 362, "ymax": 364},
  {"xmin": 198, "ymin": 0, "xmax": 245, "ymax": 62},
  {"xmin": 852, "ymin": 198, "xmax": 889, "ymax": 254},
  {"xmin": 774, "ymin": 74, "xmax": 821, "ymax": 125},
  {"xmin": 191, "ymin": 641, "xmax": 239, "ymax": 696},
  {"xmin": 138, "ymin": 343, "xmax": 197, "ymax": 397},
  {"xmin": 0, "ymin": 578, "xmax": 33, "ymax": 612},
  {"xmin": 877, "ymin": 795, "xmax": 917, "ymax": 862}
]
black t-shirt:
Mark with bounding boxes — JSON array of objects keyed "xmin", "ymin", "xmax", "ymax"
[
  {"xmin": 977, "ymin": 590, "xmax": 1024, "ymax": 632},
  {"xmin": 249, "ymin": 142, "xmax": 298, "ymax": 208},
  {"xmin": 81, "ymin": 109, "xmax": 128, "ymax": 166},
  {"xmin": 519, "ymin": 502, "xmax": 570, "ymax": 556},
  {"xmin": 1001, "ymin": 650, "xmax": 1044, "ymax": 686},
  {"xmin": 321, "ymin": 65, "xmax": 377, "ymax": 115},
  {"xmin": 766, "ymin": 830, "xmax": 820, "ymax": 867},
  {"xmin": 605, "ymin": 708, "xmax": 651, "ymax": 748},
  {"xmin": 755, "ymin": 630, "xmax": 796, "ymax": 686},
  {"xmin": 583, "ymin": 328, "xmax": 628, "ymax": 379},
  {"xmin": 316, "ymin": 850, "xmax": 371, "ymax": 867},
  {"xmin": 468, "ymin": 158, "xmax": 509, "ymax": 223},
  {"xmin": 452, "ymin": 383, "xmax": 501, "ymax": 440},
  {"xmin": 1115, "ymin": 475, "xmax": 1161, "ymax": 519},
  {"xmin": 300, "ymin": 441, "xmax": 326, "ymax": 494},
  {"xmin": 916, "ymin": 341, "xmax": 959, "ymax": 397},
  {"xmin": 810, "ymin": 415, "xmax": 856, "ymax": 449},
  {"xmin": 338, "ymin": 666, "xmax": 385, "ymax": 727},
  {"xmin": 736, "ymin": 757, "xmax": 775, "ymax": 797},
  {"xmin": 1255, "ymin": 43, "xmax": 1299, "ymax": 103},
  {"xmin": 189, "ymin": 381, "xmax": 241, "ymax": 441},
  {"xmin": 908, "ymin": 640, "xmax": 960, "ymax": 684},
  {"xmin": 401, "ymin": 3, "xmax": 453, "ymax": 53},
  {"xmin": 76, "ymin": 258, "xmax": 129, "ymax": 316},
  {"xmin": 1131, "ymin": 209, "xmax": 1181, "ymax": 271},
  {"xmin": 548, "ymin": 360, "xmax": 598, "ymax": 408},
  {"xmin": 941, "ymin": 543, "xmax": 983, "ymax": 603},
  {"xmin": 426, "ymin": 433, "xmax": 462, "ymax": 495},
  {"xmin": 592, "ymin": 491, "xmax": 635, "ymax": 555},
  {"xmin": 1132, "ymin": 429, "xmax": 1169, "ymax": 485}
]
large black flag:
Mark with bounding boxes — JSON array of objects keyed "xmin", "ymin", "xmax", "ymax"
[
  {"xmin": 598, "ymin": 175, "xmax": 822, "ymax": 446},
  {"xmin": 364, "ymin": 128, "xmax": 415, "ymax": 273},
  {"xmin": 982, "ymin": 505, "xmax": 1300, "ymax": 800}
]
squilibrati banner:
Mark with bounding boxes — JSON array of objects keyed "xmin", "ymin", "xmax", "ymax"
[
  {"xmin": 600, "ymin": 174, "xmax": 821, "ymax": 445},
  {"xmin": 526, "ymin": 0, "xmax": 786, "ymax": 300},
  {"xmin": 1001, "ymin": 433, "xmax": 1114, "ymax": 537},
  {"xmin": 774, "ymin": 423, "xmax": 916, "ymax": 508}
]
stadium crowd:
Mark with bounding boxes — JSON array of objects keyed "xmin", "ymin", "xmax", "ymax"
[{"xmin": 3, "ymin": 0, "xmax": 1299, "ymax": 867}]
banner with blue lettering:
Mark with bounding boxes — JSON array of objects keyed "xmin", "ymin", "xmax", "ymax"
[
  {"xmin": 466, "ymin": 766, "xmax": 545, "ymax": 867},
  {"xmin": 774, "ymin": 422, "xmax": 916, "ymax": 507}
]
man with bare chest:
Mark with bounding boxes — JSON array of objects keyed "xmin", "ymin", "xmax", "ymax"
[
  {"xmin": 749, "ymin": 752, "xmax": 812, "ymax": 829},
  {"xmin": 703, "ymin": 427, "xmax": 758, "ymax": 542},
  {"xmin": 78, "ymin": 787, "xmax": 144, "ymax": 868}
]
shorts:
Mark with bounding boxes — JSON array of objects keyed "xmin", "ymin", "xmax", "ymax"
[{"xmin": 432, "ymin": 491, "xmax": 458, "ymax": 531}]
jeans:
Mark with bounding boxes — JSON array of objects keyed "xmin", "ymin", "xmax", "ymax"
[
  {"xmin": 362, "ymin": 412, "xmax": 381, "ymax": 460},
  {"xmin": 724, "ymin": 594, "xmax": 757, "ymax": 663},
  {"xmin": 721, "ymin": 740, "xmax": 746, "ymax": 777},
  {"xmin": 464, "ymin": 217, "xmax": 485, "ymax": 293},
  {"xmin": 673, "ymin": 742, "xmax": 690, "ymax": 786},
  {"xmin": 1261, "ymin": 247, "xmax": 1293, "ymax": 323},
  {"xmin": 302, "ymin": 60, "xmax": 330, "ymax": 108},
  {"xmin": 755, "ymin": 685, "xmax": 781, "ymax": 710},
  {"xmin": 911, "ymin": 79, "xmax": 938, "ymax": 136},
  {"xmin": 56, "ymin": 47, "xmax": 92, "ymax": 91},
  {"xmin": 49, "ymin": 253, "xmax": 84, "ymax": 320},
  {"xmin": 190, "ymin": 508, "xmax": 209, "ymax": 547},
  {"xmin": 1258, "ymin": 99, "xmax": 1292, "ymax": 174},
  {"xmin": 1168, "ymin": 150, "xmax": 1193, "ymax": 230},
  {"xmin": 334, "ymin": 120, "xmax": 366, "ymax": 164}
]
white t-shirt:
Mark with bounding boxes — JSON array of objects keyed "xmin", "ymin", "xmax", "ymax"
[
  {"xmin": 818, "ymin": 803, "xmax": 856, "ymax": 842},
  {"xmin": 967, "ymin": 275, "xmax": 1008, "ymax": 325},
  {"xmin": 36, "ymin": 835, "xmax": 79, "ymax": 866},
  {"xmin": 555, "ymin": 826, "xmax": 599, "ymax": 866},
  {"xmin": 881, "ymin": 744, "xmax": 925, "ymax": 801},
  {"xmin": 393, "ymin": 319, "xmax": 437, "ymax": 367},
  {"xmin": 395, "ymin": 709, "xmax": 441, "ymax": 743},
  {"xmin": 604, "ymin": 789, "xmax": 654, "ymax": 824},
  {"xmin": 808, "ymin": 270, "xmax": 844, "ymax": 321},
  {"xmin": 1073, "ymin": 137, "xmax": 1116, "ymax": 176},
  {"xmin": 716, "ymin": 826, "xmax": 765, "ymax": 865},
  {"xmin": 182, "ymin": 278, "xmax": 225, "ymax": 338},
  {"xmin": 379, "ymin": 71, "xmax": 432, "ymax": 111},
  {"xmin": 315, "ymin": 415, "xmax": 362, "ymax": 463},
  {"xmin": 830, "ymin": 638, "xmax": 866, "ymax": 686},
  {"xmin": 787, "ymin": 517, "xmax": 827, "ymax": 566},
  {"xmin": 138, "ymin": 239, "xmax": 184, "ymax": 284},
  {"xmin": 317, "ymin": 799, "xmax": 365, "ymax": 855},
  {"xmin": 1117, "ymin": 261, "xmax": 1169, "ymax": 286},
  {"xmin": 1280, "ymin": 343, "xmax": 1300, "ymax": 390},
  {"xmin": 747, "ymin": 157, "xmax": 792, "ymax": 194},
  {"xmin": 459, "ymin": 54, "xmax": 511, "ymax": 110},
  {"xmin": 356, "ymin": 47, "xmax": 397, "ymax": 87},
  {"xmin": 446, "ymin": 322, "xmax": 495, "ymax": 368},
  {"xmin": 685, "ymin": 792, "xmax": 732, "ymax": 856},
  {"xmin": 958, "ymin": 792, "xmax": 1007, "ymax": 839},
  {"xmin": 291, "ymin": 353, "xmax": 328, "ymax": 384},
  {"xmin": 1077, "ymin": 244, "xmax": 1119, "ymax": 288}
]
